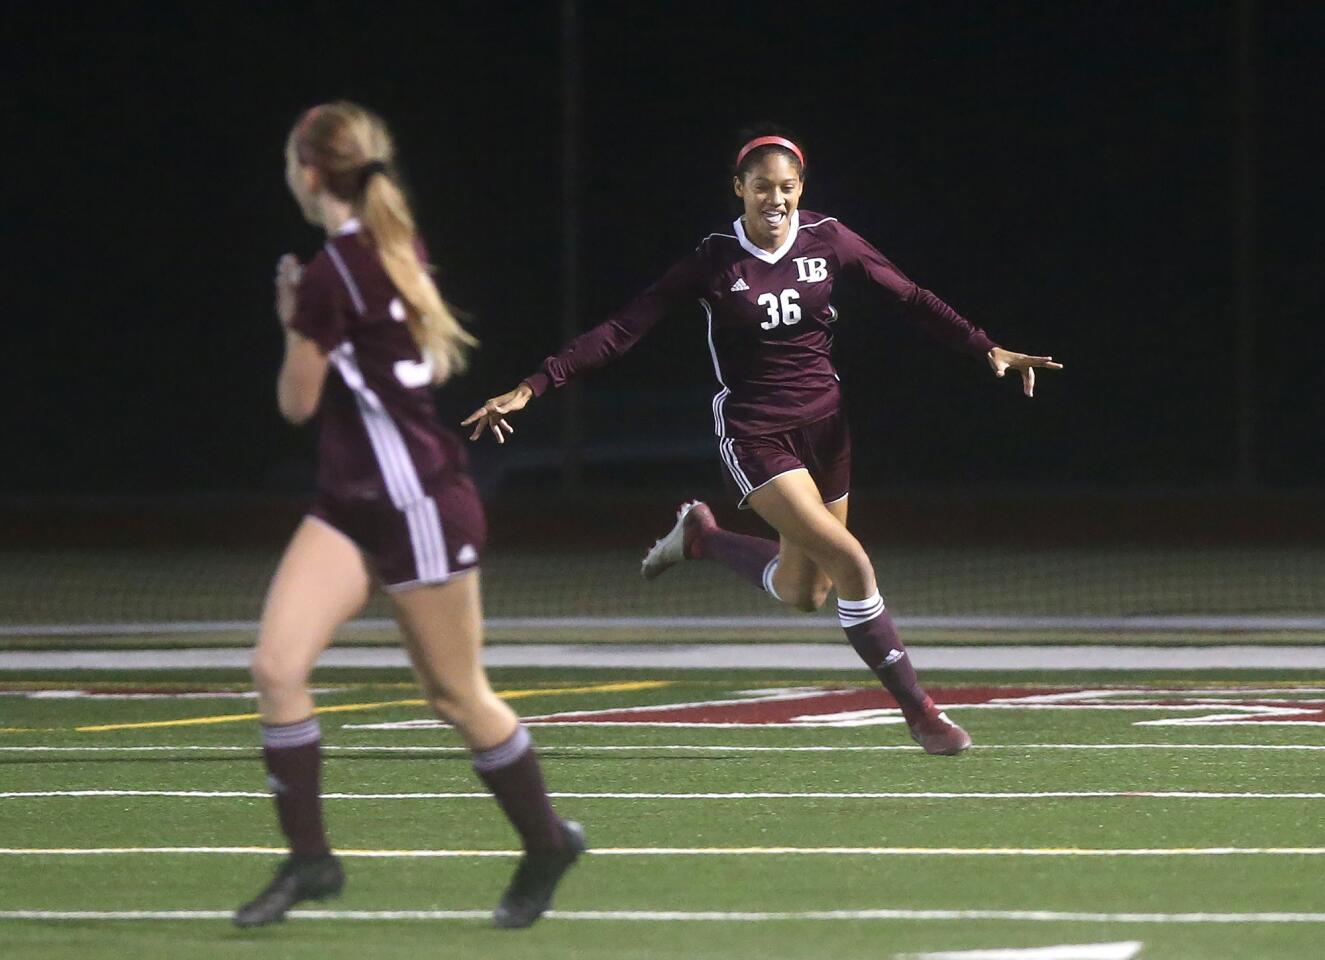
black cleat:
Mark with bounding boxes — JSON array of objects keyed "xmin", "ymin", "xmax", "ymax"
[
  {"xmin": 492, "ymin": 820, "xmax": 587, "ymax": 929},
  {"xmin": 232, "ymin": 853, "xmax": 345, "ymax": 928}
]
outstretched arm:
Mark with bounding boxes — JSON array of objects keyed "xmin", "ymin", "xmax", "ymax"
[
  {"xmin": 833, "ymin": 222, "xmax": 996, "ymax": 355},
  {"xmin": 463, "ymin": 247, "xmax": 705, "ymax": 442},
  {"xmin": 832, "ymin": 222, "xmax": 1062, "ymax": 394}
]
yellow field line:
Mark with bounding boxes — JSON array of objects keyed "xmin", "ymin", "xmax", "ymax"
[{"xmin": 73, "ymin": 681, "xmax": 669, "ymax": 733}]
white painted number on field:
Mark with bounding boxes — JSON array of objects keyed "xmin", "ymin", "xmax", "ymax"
[
  {"xmin": 901, "ymin": 943, "xmax": 1143, "ymax": 960},
  {"xmin": 758, "ymin": 289, "xmax": 801, "ymax": 330},
  {"xmin": 794, "ymin": 256, "xmax": 828, "ymax": 283}
]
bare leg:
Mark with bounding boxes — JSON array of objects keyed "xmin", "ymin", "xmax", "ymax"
[
  {"xmin": 390, "ymin": 572, "xmax": 584, "ymax": 927},
  {"xmin": 234, "ymin": 517, "xmax": 370, "ymax": 927},
  {"xmin": 389, "ymin": 572, "xmax": 518, "ymax": 750},
  {"xmin": 748, "ymin": 472, "xmax": 875, "ymax": 600},
  {"xmin": 390, "ymin": 573, "xmax": 564, "ymax": 850},
  {"xmin": 749, "ymin": 472, "xmax": 969, "ymax": 753},
  {"xmin": 252, "ymin": 517, "xmax": 371, "ymax": 725},
  {"xmin": 770, "ymin": 494, "xmax": 849, "ymax": 612},
  {"xmin": 683, "ymin": 472, "xmax": 846, "ymax": 613}
]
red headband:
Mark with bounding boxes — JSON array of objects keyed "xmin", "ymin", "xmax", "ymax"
[{"xmin": 736, "ymin": 135, "xmax": 805, "ymax": 170}]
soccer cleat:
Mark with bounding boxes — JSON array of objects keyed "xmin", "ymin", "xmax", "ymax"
[
  {"xmin": 909, "ymin": 710, "xmax": 972, "ymax": 756},
  {"xmin": 232, "ymin": 853, "xmax": 345, "ymax": 928},
  {"xmin": 640, "ymin": 500, "xmax": 716, "ymax": 580},
  {"xmin": 492, "ymin": 820, "xmax": 588, "ymax": 929}
]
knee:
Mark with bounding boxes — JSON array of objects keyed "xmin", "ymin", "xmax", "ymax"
[
  {"xmin": 788, "ymin": 584, "xmax": 831, "ymax": 614},
  {"xmin": 249, "ymin": 649, "xmax": 308, "ymax": 698},
  {"xmin": 425, "ymin": 690, "xmax": 463, "ymax": 726},
  {"xmin": 826, "ymin": 548, "xmax": 873, "ymax": 598},
  {"xmin": 424, "ymin": 687, "xmax": 500, "ymax": 730}
]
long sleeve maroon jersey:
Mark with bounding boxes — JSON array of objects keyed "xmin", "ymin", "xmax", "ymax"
[
  {"xmin": 288, "ymin": 220, "xmax": 469, "ymax": 503},
  {"xmin": 523, "ymin": 210, "xmax": 998, "ymax": 438}
]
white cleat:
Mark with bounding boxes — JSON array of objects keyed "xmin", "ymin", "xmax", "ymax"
[{"xmin": 640, "ymin": 500, "xmax": 711, "ymax": 580}]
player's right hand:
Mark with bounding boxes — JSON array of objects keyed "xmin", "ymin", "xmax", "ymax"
[
  {"xmin": 275, "ymin": 254, "xmax": 303, "ymax": 328},
  {"xmin": 461, "ymin": 383, "xmax": 532, "ymax": 444}
]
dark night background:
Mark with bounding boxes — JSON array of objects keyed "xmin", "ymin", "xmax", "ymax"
[{"xmin": 4, "ymin": 0, "xmax": 1323, "ymax": 509}]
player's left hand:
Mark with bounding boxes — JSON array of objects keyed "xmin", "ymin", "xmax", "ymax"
[
  {"xmin": 987, "ymin": 347, "xmax": 1063, "ymax": 398},
  {"xmin": 275, "ymin": 254, "xmax": 303, "ymax": 328},
  {"xmin": 461, "ymin": 383, "xmax": 531, "ymax": 444}
]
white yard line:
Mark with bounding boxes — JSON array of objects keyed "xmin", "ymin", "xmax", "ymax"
[
  {"xmin": 3, "ymin": 845, "xmax": 1325, "ymax": 858},
  {"xmin": 898, "ymin": 944, "xmax": 1143, "ymax": 960},
  {"xmin": 3, "ymin": 743, "xmax": 1325, "ymax": 754},
  {"xmin": 0, "ymin": 907, "xmax": 1323, "ymax": 923},
  {"xmin": 6, "ymin": 644, "xmax": 1325, "ymax": 671},
  {"xmin": 6, "ymin": 615, "xmax": 1325, "ymax": 639},
  {"xmin": 3, "ymin": 789, "xmax": 1323, "ymax": 801}
]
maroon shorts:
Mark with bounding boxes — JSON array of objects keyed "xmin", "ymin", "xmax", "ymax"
[
  {"xmin": 308, "ymin": 472, "xmax": 487, "ymax": 592},
  {"xmin": 719, "ymin": 409, "xmax": 852, "ymax": 509}
]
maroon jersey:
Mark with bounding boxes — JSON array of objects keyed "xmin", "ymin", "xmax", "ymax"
[
  {"xmin": 523, "ymin": 209, "xmax": 998, "ymax": 438},
  {"xmin": 288, "ymin": 219, "xmax": 468, "ymax": 503}
]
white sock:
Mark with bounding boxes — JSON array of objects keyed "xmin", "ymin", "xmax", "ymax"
[
  {"xmin": 761, "ymin": 558, "xmax": 781, "ymax": 600},
  {"xmin": 837, "ymin": 592, "xmax": 885, "ymax": 628}
]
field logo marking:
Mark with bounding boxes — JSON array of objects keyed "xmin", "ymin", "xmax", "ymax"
[{"xmin": 344, "ymin": 685, "xmax": 1325, "ymax": 731}]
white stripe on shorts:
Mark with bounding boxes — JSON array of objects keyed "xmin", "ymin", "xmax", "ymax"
[
  {"xmin": 720, "ymin": 438, "xmax": 753, "ymax": 495},
  {"xmin": 323, "ymin": 245, "xmax": 449, "ymax": 588}
]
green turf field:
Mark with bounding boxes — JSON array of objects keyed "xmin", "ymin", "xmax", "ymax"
[{"xmin": 2, "ymin": 667, "xmax": 1324, "ymax": 959}]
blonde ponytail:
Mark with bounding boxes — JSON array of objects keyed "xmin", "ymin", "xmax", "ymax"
[
  {"xmin": 288, "ymin": 101, "xmax": 477, "ymax": 385},
  {"xmin": 359, "ymin": 172, "xmax": 477, "ymax": 382}
]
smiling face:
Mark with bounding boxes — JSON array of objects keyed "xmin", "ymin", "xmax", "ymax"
[{"xmin": 734, "ymin": 152, "xmax": 804, "ymax": 251}]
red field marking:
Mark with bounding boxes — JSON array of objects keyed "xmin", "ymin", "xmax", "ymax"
[
  {"xmin": 525, "ymin": 686, "xmax": 1062, "ymax": 728},
  {"xmin": 524, "ymin": 686, "xmax": 1325, "ymax": 729}
]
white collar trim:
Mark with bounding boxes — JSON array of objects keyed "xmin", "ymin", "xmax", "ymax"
[
  {"xmin": 335, "ymin": 217, "xmax": 362, "ymax": 236},
  {"xmin": 734, "ymin": 209, "xmax": 799, "ymax": 264}
]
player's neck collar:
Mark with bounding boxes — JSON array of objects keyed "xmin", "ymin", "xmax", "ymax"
[
  {"xmin": 733, "ymin": 209, "xmax": 800, "ymax": 265},
  {"xmin": 334, "ymin": 217, "xmax": 363, "ymax": 236}
]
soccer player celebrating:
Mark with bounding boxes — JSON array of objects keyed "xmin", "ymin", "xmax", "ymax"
[
  {"xmin": 235, "ymin": 102, "xmax": 584, "ymax": 930},
  {"xmin": 464, "ymin": 126, "xmax": 1062, "ymax": 755}
]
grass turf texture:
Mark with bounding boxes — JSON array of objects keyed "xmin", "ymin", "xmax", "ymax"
[{"xmin": 2, "ymin": 668, "xmax": 1324, "ymax": 959}]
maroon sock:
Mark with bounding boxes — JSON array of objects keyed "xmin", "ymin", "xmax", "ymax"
[
  {"xmin": 474, "ymin": 725, "xmax": 564, "ymax": 853},
  {"xmin": 261, "ymin": 716, "xmax": 330, "ymax": 856},
  {"xmin": 838, "ymin": 593, "xmax": 934, "ymax": 726},
  {"xmin": 693, "ymin": 527, "xmax": 781, "ymax": 595}
]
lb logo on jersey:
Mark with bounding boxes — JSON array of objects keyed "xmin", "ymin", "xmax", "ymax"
[{"xmin": 793, "ymin": 257, "xmax": 828, "ymax": 283}]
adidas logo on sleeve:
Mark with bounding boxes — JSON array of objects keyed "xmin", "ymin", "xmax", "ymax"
[{"xmin": 729, "ymin": 277, "xmax": 749, "ymax": 292}]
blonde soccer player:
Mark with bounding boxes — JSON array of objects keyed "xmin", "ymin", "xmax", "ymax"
[{"xmin": 235, "ymin": 102, "xmax": 583, "ymax": 930}]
